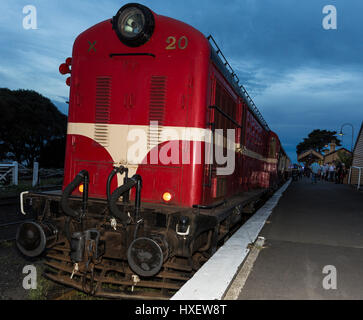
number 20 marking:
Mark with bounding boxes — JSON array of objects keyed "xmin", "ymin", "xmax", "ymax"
[{"xmin": 166, "ymin": 36, "xmax": 188, "ymax": 50}]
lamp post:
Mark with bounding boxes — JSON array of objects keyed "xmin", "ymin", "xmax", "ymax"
[{"xmin": 338, "ymin": 123, "xmax": 354, "ymax": 152}]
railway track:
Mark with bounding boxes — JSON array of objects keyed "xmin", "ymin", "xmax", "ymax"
[
  {"xmin": 46, "ymin": 286, "xmax": 79, "ymax": 300},
  {"xmin": 52, "ymin": 289, "xmax": 78, "ymax": 300}
]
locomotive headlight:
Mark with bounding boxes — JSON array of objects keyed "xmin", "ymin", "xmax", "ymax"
[
  {"xmin": 112, "ymin": 3, "xmax": 155, "ymax": 47},
  {"xmin": 119, "ymin": 7, "xmax": 145, "ymax": 37}
]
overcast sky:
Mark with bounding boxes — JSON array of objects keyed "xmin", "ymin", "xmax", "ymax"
[{"xmin": 1, "ymin": 0, "xmax": 362, "ymax": 162}]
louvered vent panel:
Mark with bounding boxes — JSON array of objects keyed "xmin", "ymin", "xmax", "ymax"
[
  {"xmin": 148, "ymin": 76, "xmax": 167, "ymax": 148},
  {"xmin": 94, "ymin": 76, "xmax": 111, "ymax": 147}
]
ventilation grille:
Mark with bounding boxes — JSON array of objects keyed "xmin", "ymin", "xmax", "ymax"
[
  {"xmin": 94, "ymin": 76, "xmax": 111, "ymax": 147},
  {"xmin": 148, "ymin": 76, "xmax": 167, "ymax": 148}
]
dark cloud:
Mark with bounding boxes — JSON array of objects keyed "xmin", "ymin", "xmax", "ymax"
[{"xmin": 0, "ymin": 0, "xmax": 362, "ymax": 163}]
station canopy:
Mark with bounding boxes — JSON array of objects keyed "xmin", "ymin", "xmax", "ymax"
[{"xmin": 297, "ymin": 149, "xmax": 323, "ymax": 163}]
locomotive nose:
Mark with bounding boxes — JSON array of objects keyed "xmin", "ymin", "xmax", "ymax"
[{"xmin": 16, "ymin": 221, "xmax": 57, "ymax": 257}]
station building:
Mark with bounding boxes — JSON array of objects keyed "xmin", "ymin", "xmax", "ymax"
[
  {"xmin": 322, "ymin": 140, "xmax": 352, "ymax": 165},
  {"xmin": 350, "ymin": 122, "xmax": 363, "ymax": 188}
]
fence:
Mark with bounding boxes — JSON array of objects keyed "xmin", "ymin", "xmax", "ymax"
[
  {"xmin": 0, "ymin": 162, "xmax": 40, "ymax": 187},
  {"xmin": 0, "ymin": 162, "xmax": 18, "ymax": 185},
  {"xmin": 348, "ymin": 166, "xmax": 363, "ymax": 190}
]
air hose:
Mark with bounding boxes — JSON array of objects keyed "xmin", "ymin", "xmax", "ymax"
[
  {"xmin": 60, "ymin": 170, "xmax": 89, "ymax": 220},
  {"xmin": 106, "ymin": 166, "xmax": 128, "ymax": 202},
  {"xmin": 109, "ymin": 173, "xmax": 142, "ymax": 225},
  {"xmin": 109, "ymin": 177, "xmax": 137, "ymax": 225}
]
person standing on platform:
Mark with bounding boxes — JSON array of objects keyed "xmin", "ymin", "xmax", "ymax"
[
  {"xmin": 340, "ymin": 163, "xmax": 347, "ymax": 184},
  {"xmin": 335, "ymin": 162, "xmax": 345, "ymax": 184},
  {"xmin": 322, "ymin": 163, "xmax": 329, "ymax": 181},
  {"xmin": 299, "ymin": 166, "xmax": 303, "ymax": 180},
  {"xmin": 328, "ymin": 163, "xmax": 336, "ymax": 182},
  {"xmin": 304, "ymin": 165, "xmax": 310, "ymax": 178},
  {"xmin": 335, "ymin": 162, "xmax": 342, "ymax": 184},
  {"xmin": 310, "ymin": 161, "xmax": 321, "ymax": 184}
]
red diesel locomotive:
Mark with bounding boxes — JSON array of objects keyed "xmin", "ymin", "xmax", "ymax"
[{"xmin": 16, "ymin": 3, "xmax": 290, "ymax": 298}]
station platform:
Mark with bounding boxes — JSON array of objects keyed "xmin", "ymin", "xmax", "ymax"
[
  {"xmin": 173, "ymin": 177, "xmax": 363, "ymax": 300},
  {"xmin": 235, "ymin": 177, "xmax": 363, "ymax": 300}
]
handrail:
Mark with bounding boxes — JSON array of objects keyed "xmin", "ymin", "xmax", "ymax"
[
  {"xmin": 348, "ymin": 166, "xmax": 363, "ymax": 190},
  {"xmin": 207, "ymin": 35, "xmax": 240, "ymax": 84},
  {"xmin": 207, "ymin": 35, "xmax": 270, "ymax": 131},
  {"xmin": 20, "ymin": 191, "xmax": 29, "ymax": 215}
]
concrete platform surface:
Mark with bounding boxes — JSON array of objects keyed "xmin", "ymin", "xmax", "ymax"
[{"xmin": 238, "ymin": 178, "xmax": 363, "ymax": 300}]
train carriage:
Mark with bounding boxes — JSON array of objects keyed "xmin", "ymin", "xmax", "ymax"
[{"xmin": 16, "ymin": 3, "xmax": 289, "ymax": 299}]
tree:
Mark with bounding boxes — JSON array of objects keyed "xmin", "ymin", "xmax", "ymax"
[
  {"xmin": 39, "ymin": 137, "xmax": 66, "ymax": 168},
  {"xmin": 0, "ymin": 88, "xmax": 67, "ymax": 167},
  {"xmin": 338, "ymin": 151, "xmax": 352, "ymax": 169},
  {"xmin": 296, "ymin": 129, "xmax": 341, "ymax": 155}
]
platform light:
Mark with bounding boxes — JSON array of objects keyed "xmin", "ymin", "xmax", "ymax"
[{"xmin": 162, "ymin": 192, "xmax": 172, "ymax": 203}]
